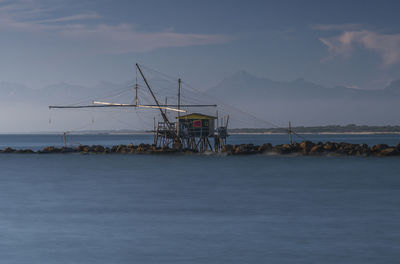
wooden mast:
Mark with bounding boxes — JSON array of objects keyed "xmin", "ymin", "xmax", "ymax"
[
  {"xmin": 136, "ymin": 63, "xmax": 178, "ymax": 140},
  {"xmin": 135, "ymin": 67, "xmax": 138, "ymax": 105},
  {"xmin": 178, "ymin": 78, "xmax": 181, "ymax": 118}
]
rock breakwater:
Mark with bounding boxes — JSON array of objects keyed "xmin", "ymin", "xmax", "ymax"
[
  {"xmin": 222, "ymin": 141, "xmax": 400, "ymax": 156},
  {"xmin": 1, "ymin": 141, "xmax": 400, "ymax": 156}
]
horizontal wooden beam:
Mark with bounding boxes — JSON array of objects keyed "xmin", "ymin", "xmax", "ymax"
[{"xmin": 49, "ymin": 104, "xmax": 217, "ymax": 109}]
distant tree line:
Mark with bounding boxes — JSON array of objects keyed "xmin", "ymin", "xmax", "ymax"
[{"xmin": 230, "ymin": 124, "xmax": 400, "ymax": 133}]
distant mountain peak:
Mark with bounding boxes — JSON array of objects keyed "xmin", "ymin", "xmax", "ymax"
[
  {"xmin": 293, "ymin": 77, "xmax": 306, "ymax": 83},
  {"xmin": 385, "ymin": 79, "xmax": 400, "ymax": 90},
  {"xmin": 229, "ymin": 70, "xmax": 259, "ymax": 80}
]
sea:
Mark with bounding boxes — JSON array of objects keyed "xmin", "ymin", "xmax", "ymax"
[{"xmin": 0, "ymin": 133, "xmax": 399, "ymax": 264}]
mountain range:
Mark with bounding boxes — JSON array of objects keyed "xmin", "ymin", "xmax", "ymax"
[
  {"xmin": 1, "ymin": 71, "xmax": 400, "ymax": 132},
  {"xmin": 207, "ymin": 71, "xmax": 400, "ymax": 127},
  {"xmin": 208, "ymin": 70, "xmax": 400, "ymax": 101}
]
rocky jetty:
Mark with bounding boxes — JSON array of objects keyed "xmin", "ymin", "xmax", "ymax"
[
  {"xmin": 0, "ymin": 143, "xmax": 183, "ymax": 155},
  {"xmin": 222, "ymin": 141, "xmax": 400, "ymax": 157},
  {"xmin": 0, "ymin": 141, "xmax": 399, "ymax": 157}
]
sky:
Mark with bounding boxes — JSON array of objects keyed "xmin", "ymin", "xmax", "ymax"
[{"xmin": 1, "ymin": 0, "xmax": 400, "ymax": 90}]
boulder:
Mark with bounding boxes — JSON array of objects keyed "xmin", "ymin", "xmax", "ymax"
[
  {"xmin": 336, "ymin": 143, "xmax": 357, "ymax": 155},
  {"xmin": 290, "ymin": 142, "xmax": 302, "ymax": 152},
  {"xmin": 41, "ymin": 146, "xmax": 61, "ymax": 153},
  {"xmin": 93, "ymin": 145, "xmax": 105, "ymax": 153},
  {"xmin": 222, "ymin": 144, "xmax": 234, "ymax": 154},
  {"xmin": 299, "ymin": 141, "xmax": 315, "ymax": 153},
  {"xmin": 234, "ymin": 144, "xmax": 257, "ymax": 154},
  {"xmin": 77, "ymin": 145, "xmax": 89, "ymax": 152},
  {"xmin": 309, "ymin": 145, "xmax": 324, "ymax": 155},
  {"xmin": 82, "ymin": 146, "xmax": 91, "ymax": 153},
  {"xmin": 258, "ymin": 143, "xmax": 273, "ymax": 153},
  {"xmin": 136, "ymin": 144, "xmax": 152, "ymax": 153},
  {"xmin": 111, "ymin": 145, "xmax": 118, "ymax": 153},
  {"xmin": 115, "ymin": 145, "xmax": 127, "ymax": 153},
  {"xmin": 323, "ymin": 142, "xmax": 337, "ymax": 151},
  {"xmin": 60, "ymin": 147, "xmax": 75, "ymax": 153},
  {"xmin": 235, "ymin": 144, "xmax": 247, "ymax": 154},
  {"xmin": 377, "ymin": 147, "xmax": 399, "ymax": 157},
  {"xmin": 396, "ymin": 143, "xmax": 400, "ymax": 151},
  {"xmin": 355, "ymin": 144, "xmax": 371, "ymax": 156},
  {"xmin": 273, "ymin": 144, "xmax": 293, "ymax": 154},
  {"xmin": 2, "ymin": 147, "xmax": 16, "ymax": 153},
  {"xmin": 371, "ymin": 144, "xmax": 389, "ymax": 153}
]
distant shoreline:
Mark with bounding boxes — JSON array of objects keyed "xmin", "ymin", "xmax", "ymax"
[
  {"xmin": 230, "ymin": 132, "xmax": 400, "ymax": 135},
  {"xmin": 0, "ymin": 131, "xmax": 400, "ymax": 136},
  {"xmin": 2, "ymin": 125, "xmax": 400, "ymax": 135}
]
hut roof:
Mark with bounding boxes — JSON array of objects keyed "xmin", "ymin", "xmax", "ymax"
[{"xmin": 177, "ymin": 113, "xmax": 216, "ymax": 120}]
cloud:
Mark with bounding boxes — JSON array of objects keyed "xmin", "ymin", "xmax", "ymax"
[
  {"xmin": 57, "ymin": 23, "xmax": 230, "ymax": 53},
  {"xmin": 38, "ymin": 12, "xmax": 100, "ymax": 23},
  {"xmin": 319, "ymin": 30, "xmax": 400, "ymax": 66},
  {"xmin": 0, "ymin": 0, "xmax": 231, "ymax": 53},
  {"xmin": 312, "ymin": 23, "xmax": 363, "ymax": 31}
]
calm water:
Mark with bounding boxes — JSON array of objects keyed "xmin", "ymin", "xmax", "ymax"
[{"xmin": 0, "ymin": 134, "xmax": 399, "ymax": 263}]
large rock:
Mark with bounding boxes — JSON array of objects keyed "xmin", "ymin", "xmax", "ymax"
[
  {"xmin": 377, "ymin": 147, "xmax": 399, "ymax": 156},
  {"xmin": 258, "ymin": 143, "xmax": 273, "ymax": 153},
  {"xmin": 61, "ymin": 147, "xmax": 75, "ymax": 153},
  {"xmin": 291, "ymin": 142, "xmax": 302, "ymax": 152},
  {"xmin": 41, "ymin": 146, "xmax": 61, "ymax": 153},
  {"xmin": 396, "ymin": 143, "xmax": 400, "ymax": 151},
  {"xmin": 77, "ymin": 145, "xmax": 90, "ymax": 152},
  {"xmin": 136, "ymin": 143, "xmax": 152, "ymax": 153},
  {"xmin": 93, "ymin": 145, "xmax": 105, "ymax": 153},
  {"xmin": 222, "ymin": 144, "xmax": 234, "ymax": 154},
  {"xmin": 323, "ymin": 142, "xmax": 337, "ymax": 151},
  {"xmin": 82, "ymin": 146, "xmax": 91, "ymax": 153},
  {"xmin": 309, "ymin": 144, "xmax": 324, "ymax": 155},
  {"xmin": 115, "ymin": 145, "xmax": 127, "ymax": 153},
  {"xmin": 234, "ymin": 144, "xmax": 258, "ymax": 155},
  {"xmin": 355, "ymin": 144, "xmax": 371, "ymax": 156},
  {"xmin": 299, "ymin": 141, "xmax": 315, "ymax": 153},
  {"xmin": 371, "ymin": 144, "xmax": 389, "ymax": 153},
  {"xmin": 273, "ymin": 144, "xmax": 293, "ymax": 154},
  {"xmin": 235, "ymin": 144, "xmax": 249, "ymax": 154},
  {"xmin": 2, "ymin": 147, "xmax": 16, "ymax": 153},
  {"xmin": 336, "ymin": 143, "xmax": 357, "ymax": 155}
]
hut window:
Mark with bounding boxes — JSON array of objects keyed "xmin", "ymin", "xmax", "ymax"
[{"xmin": 193, "ymin": 120, "xmax": 202, "ymax": 128}]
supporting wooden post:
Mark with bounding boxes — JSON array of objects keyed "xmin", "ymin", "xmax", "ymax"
[
  {"xmin": 206, "ymin": 138, "xmax": 213, "ymax": 151},
  {"xmin": 63, "ymin": 132, "xmax": 67, "ymax": 147},
  {"xmin": 288, "ymin": 121, "xmax": 293, "ymax": 145}
]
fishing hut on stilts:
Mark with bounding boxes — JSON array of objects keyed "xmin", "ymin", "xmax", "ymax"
[{"xmin": 49, "ymin": 63, "xmax": 229, "ymax": 152}]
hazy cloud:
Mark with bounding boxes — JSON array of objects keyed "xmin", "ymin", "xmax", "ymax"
[
  {"xmin": 0, "ymin": 0, "xmax": 231, "ymax": 52},
  {"xmin": 38, "ymin": 12, "xmax": 100, "ymax": 23},
  {"xmin": 312, "ymin": 23, "xmax": 363, "ymax": 31},
  {"xmin": 316, "ymin": 25, "xmax": 400, "ymax": 66},
  {"xmin": 58, "ymin": 24, "xmax": 230, "ymax": 53}
]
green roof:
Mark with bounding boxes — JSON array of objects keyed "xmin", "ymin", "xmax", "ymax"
[{"xmin": 177, "ymin": 113, "xmax": 216, "ymax": 120}]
